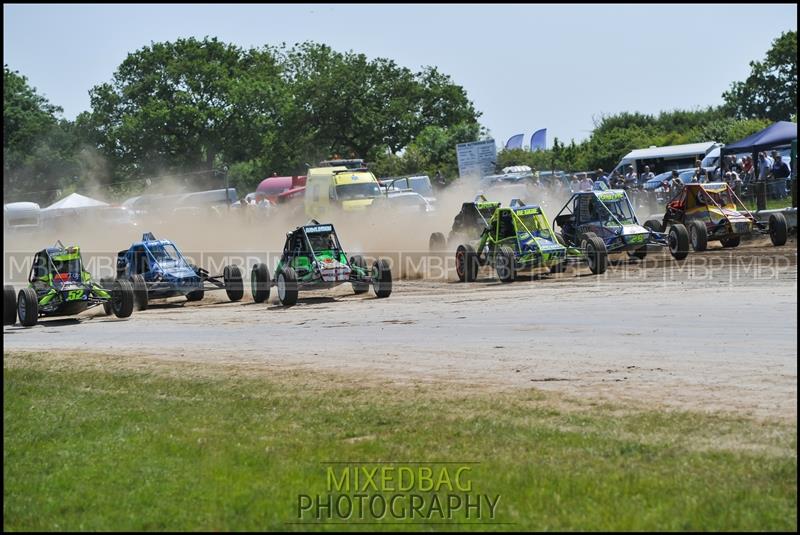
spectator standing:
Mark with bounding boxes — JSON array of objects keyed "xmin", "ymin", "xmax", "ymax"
[
  {"xmin": 771, "ymin": 154, "xmax": 790, "ymax": 199},
  {"xmin": 741, "ymin": 156, "xmax": 754, "ymax": 186},
  {"xmin": 625, "ymin": 166, "xmax": 638, "ymax": 185},
  {"xmin": 757, "ymin": 152, "xmax": 772, "ymax": 181},
  {"xmin": 639, "ymin": 165, "xmax": 655, "ymax": 186},
  {"xmin": 570, "ymin": 175, "xmax": 580, "ymax": 193},
  {"xmin": 579, "ymin": 173, "xmax": 594, "ymax": 191},
  {"xmin": 595, "ymin": 168, "xmax": 609, "ymax": 187},
  {"xmin": 693, "ymin": 166, "xmax": 707, "ymax": 183},
  {"xmin": 670, "ymin": 170, "xmax": 683, "ymax": 190}
]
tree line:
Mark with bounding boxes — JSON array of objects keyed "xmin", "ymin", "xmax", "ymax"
[{"xmin": 3, "ymin": 31, "xmax": 795, "ymax": 204}]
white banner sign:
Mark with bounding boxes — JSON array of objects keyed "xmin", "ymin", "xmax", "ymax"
[{"xmin": 456, "ymin": 139, "xmax": 497, "ymax": 179}]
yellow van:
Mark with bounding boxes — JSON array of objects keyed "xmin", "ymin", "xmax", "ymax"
[{"xmin": 304, "ymin": 166, "xmax": 383, "ymax": 219}]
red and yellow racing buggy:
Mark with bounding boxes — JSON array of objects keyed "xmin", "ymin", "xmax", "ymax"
[{"xmin": 646, "ymin": 182, "xmax": 788, "ymax": 251}]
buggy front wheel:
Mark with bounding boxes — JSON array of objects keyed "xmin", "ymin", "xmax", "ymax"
[
  {"xmin": 276, "ymin": 267, "xmax": 298, "ymax": 306},
  {"xmin": 495, "ymin": 246, "xmax": 516, "ymax": 283},
  {"xmin": 372, "ymin": 259, "xmax": 392, "ymax": 298},
  {"xmin": 130, "ymin": 274, "xmax": 148, "ymax": 310},
  {"xmin": 111, "ymin": 279, "xmax": 135, "ymax": 319},
  {"xmin": 251, "ymin": 263, "xmax": 271, "ymax": 303},
  {"xmin": 668, "ymin": 224, "xmax": 690, "ymax": 260},
  {"xmin": 689, "ymin": 221, "xmax": 708, "ymax": 252},
  {"xmin": 582, "ymin": 232, "xmax": 608, "ymax": 275}
]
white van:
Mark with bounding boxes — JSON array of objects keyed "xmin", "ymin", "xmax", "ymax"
[
  {"xmin": 612, "ymin": 141, "xmax": 720, "ymax": 176},
  {"xmin": 3, "ymin": 202, "xmax": 41, "ymax": 230}
]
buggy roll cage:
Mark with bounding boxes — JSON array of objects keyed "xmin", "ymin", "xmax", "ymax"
[
  {"xmin": 690, "ymin": 183, "xmax": 758, "ymax": 225},
  {"xmin": 489, "ymin": 199, "xmax": 550, "ymax": 243},
  {"xmin": 136, "ymin": 232, "xmax": 190, "ymax": 274},
  {"xmin": 472, "ymin": 194, "xmax": 500, "ymax": 229},
  {"xmin": 293, "ymin": 220, "xmax": 345, "ymax": 268},
  {"xmin": 553, "ymin": 192, "xmax": 637, "ymax": 231},
  {"xmin": 32, "ymin": 241, "xmax": 89, "ymax": 286}
]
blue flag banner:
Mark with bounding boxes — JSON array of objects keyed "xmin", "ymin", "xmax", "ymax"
[
  {"xmin": 530, "ymin": 129, "xmax": 547, "ymax": 151},
  {"xmin": 505, "ymin": 133, "xmax": 524, "ymax": 150}
]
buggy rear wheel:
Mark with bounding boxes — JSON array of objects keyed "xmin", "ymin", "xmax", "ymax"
[
  {"xmin": 224, "ymin": 265, "xmax": 244, "ymax": 301},
  {"xmin": 495, "ymin": 245, "xmax": 516, "ymax": 283},
  {"xmin": 186, "ymin": 264, "xmax": 205, "ymax": 301},
  {"xmin": 129, "ymin": 274, "xmax": 148, "ymax": 310},
  {"xmin": 627, "ymin": 248, "xmax": 647, "ymax": 261},
  {"xmin": 668, "ymin": 224, "xmax": 690, "ymax": 260},
  {"xmin": 644, "ymin": 219, "xmax": 663, "ymax": 233},
  {"xmin": 429, "ymin": 232, "xmax": 446, "ymax": 252},
  {"xmin": 111, "ymin": 279, "xmax": 134, "ymax": 319},
  {"xmin": 276, "ymin": 267, "xmax": 298, "ymax": 306},
  {"xmin": 689, "ymin": 221, "xmax": 708, "ymax": 252},
  {"xmin": 251, "ymin": 263, "xmax": 271, "ymax": 303},
  {"xmin": 17, "ymin": 287, "xmax": 38, "ymax": 327},
  {"xmin": 455, "ymin": 244, "xmax": 478, "ymax": 282},
  {"xmin": 4, "ymin": 285, "xmax": 17, "ymax": 325},
  {"xmin": 186, "ymin": 289, "xmax": 205, "ymax": 301},
  {"xmin": 721, "ymin": 236, "xmax": 741, "ymax": 248},
  {"xmin": 769, "ymin": 213, "xmax": 788, "ymax": 246},
  {"xmin": 349, "ymin": 256, "xmax": 369, "ymax": 295},
  {"xmin": 372, "ymin": 259, "xmax": 392, "ymax": 298},
  {"xmin": 100, "ymin": 277, "xmax": 114, "ymax": 315}
]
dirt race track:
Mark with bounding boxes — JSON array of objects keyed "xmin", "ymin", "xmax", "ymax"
[{"xmin": 4, "ymin": 237, "xmax": 797, "ymax": 421}]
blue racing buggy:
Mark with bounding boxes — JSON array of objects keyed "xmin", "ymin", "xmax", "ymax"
[
  {"xmin": 113, "ymin": 232, "xmax": 244, "ymax": 310},
  {"xmin": 552, "ymin": 190, "xmax": 690, "ymax": 261}
]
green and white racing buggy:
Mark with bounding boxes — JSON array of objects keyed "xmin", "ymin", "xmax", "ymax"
[
  {"xmin": 429, "ymin": 195, "xmax": 501, "ymax": 251},
  {"xmin": 455, "ymin": 199, "xmax": 608, "ymax": 283},
  {"xmin": 4, "ymin": 241, "xmax": 134, "ymax": 327},
  {"xmin": 250, "ymin": 221, "xmax": 392, "ymax": 306}
]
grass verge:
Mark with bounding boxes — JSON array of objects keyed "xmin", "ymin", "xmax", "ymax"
[{"xmin": 3, "ymin": 351, "xmax": 797, "ymax": 531}]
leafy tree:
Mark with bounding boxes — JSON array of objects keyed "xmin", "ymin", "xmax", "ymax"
[
  {"xmin": 3, "ymin": 65, "xmax": 80, "ymax": 202},
  {"xmin": 370, "ymin": 121, "xmax": 483, "ymax": 180},
  {"xmin": 723, "ymin": 31, "xmax": 797, "ymax": 121},
  {"xmin": 81, "ymin": 37, "xmax": 287, "ymax": 185},
  {"xmin": 279, "ymin": 42, "xmax": 480, "ymax": 162}
]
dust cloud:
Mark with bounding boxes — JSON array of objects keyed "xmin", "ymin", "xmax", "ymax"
[{"xmin": 3, "ymin": 176, "xmax": 575, "ymax": 283}]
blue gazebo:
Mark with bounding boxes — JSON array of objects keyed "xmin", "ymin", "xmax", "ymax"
[{"xmin": 721, "ymin": 121, "xmax": 797, "ymax": 156}]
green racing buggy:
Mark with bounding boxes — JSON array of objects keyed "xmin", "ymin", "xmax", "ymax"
[
  {"xmin": 455, "ymin": 199, "xmax": 608, "ymax": 283},
  {"xmin": 429, "ymin": 195, "xmax": 501, "ymax": 251},
  {"xmin": 4, "ymin": 241, "xmax": 134, "ymax": 327},
  {"xmin": 249, "ymin": 221, "xmax": 392, "ymax": 306}
]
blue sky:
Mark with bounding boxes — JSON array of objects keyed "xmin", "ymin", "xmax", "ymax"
[{"xmin": 3, "ymin": 4, "xmax": 796, "ymax": 148}]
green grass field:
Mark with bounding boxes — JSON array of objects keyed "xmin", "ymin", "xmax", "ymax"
[{"xmin": 4, "ymin": 352, "xmax": 797, "ymax": 531}]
